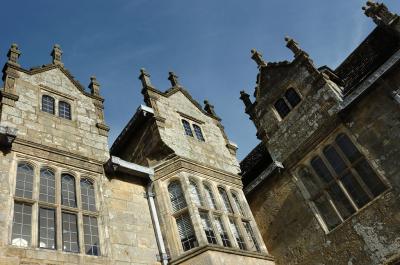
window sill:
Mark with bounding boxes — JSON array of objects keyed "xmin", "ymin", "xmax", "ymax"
[{"xmin": 7, "ymin": 245, "xmax": 103, "ymax": 258}]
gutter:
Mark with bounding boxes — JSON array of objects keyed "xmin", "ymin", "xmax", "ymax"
[{"xmin": 244, "ymin": 160, "xmax": 284, "ymax": 195}]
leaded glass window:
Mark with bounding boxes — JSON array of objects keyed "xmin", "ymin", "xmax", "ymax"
[
  {"xmin": 231, "ymin": 192, "xmax": 245, "ymax": 216},
  {"xmin": 59, "ymin": 101, "xmax": 71, "ymax": 120},
  {"xmin": 39, "ymin": 208, "xmax": 56, "ymax": 249},
  {"xmin": 176, "ymin": 213, "xmax": 198, "ymax": 251},
  {"xmin": 189, "ymin": 180, "xmax": 202, "ymax": 207},
  {"xmin": 243, "ymin": 221, "xmax": 260, "ymax": 252},
  {"xmin": 62, "ymin": 212, "xmax": 79, "ymax": 253},
  {"xmin": 15, "ymin": 163, "xmax": 34, "ymax": 199},
  {"xmin": 83, "ymin": 215, "xmax": 100, "ymax": 256},
  {"xmin": 229, "ymin": 218, "xmax": 246, "ymax": 250},
  {"xmin": 193, "ymin": 124, "xmax": 205, "ymax": 141},
  {"xmin": 204, "ymin": 184, "xmax": 217, "ymax": 210},
  {"xmin": 61, "ymin": 174, "xmax": 77, "ymax": 208},
  {"xmin": 214, "ymin": 215, "xmax": 231, "ymax": 247},
  {"xmin": 200, "ymin": 212, "xmax": 217, "ymax": 244},
  {"xmin": 274, "ymin": 87, "xmax": 302, "ymax": 119},
  {"xmin": 218, "ymin": 187, "xmax": 233, "ymax": 213},
  {"xmin": 11, "ymin": 203, "xmax": 32, "ymax": 247},
  {"xmin": 42, "ymin": 95, "xmax": 55, "ymax": 114},
  {"xmin": 168, "ymin": 181, "xmax": 187, "ymax": 212},
  {"xmin": 39, "ymin": 168, "xmax": 55, "ymax": 203},
  {"xmin": 182, "ymin": 120, "xmax": 193, "ymax": 137},
  {"xmin": 81, "ymin": 179, "xmax": 96, "ymax": 212}
]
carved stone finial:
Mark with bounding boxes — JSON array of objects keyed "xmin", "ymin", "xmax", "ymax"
[
  {"xmin": 7, "ymin": 43, "xmax": 21, "ymax": 67},
  {"xmin": 168, "ymin": 71, "xmax": 180, "ymax": 87},
  {"xmin": 285, "ymin": 36, "xmax": 308, "ymax": 58},
  {"xmin": 362, "ymin": 1, "xmax": 397, "ymax": 25},
  {"xmin": 51, "ymin": 44, "xmax": 64, "ymax": 67},
  {"xmin": 240, "ymin": 90, "xmax": 253, "ymax": 110},
  {"xmin": 251, "ymin": 49, "xmax": 267, "ymax": 67},
  {"xmin": 139, "ymin": 68, "xmax": 152, "ymax": 88},
  {"xmin": 89, "ymin": 76, "xmax": 100, "ymax": 96},
  {"xmin": 204, "ymin": 100, "xmax": 219, "ymax": 118}
]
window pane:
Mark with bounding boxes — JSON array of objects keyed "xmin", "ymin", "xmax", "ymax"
[
  {"xmin": 15, "ymin": 163, "xmax": 34, "ymax": 199},
  {"xmin": 243, "ymin": 221, "xmax": 260, "ymax": 252},
  {"xmin": 204, "ymin": 184, "xmax": 217, "ymax": 210},
  {"xmin": 274, "ymin": 98, "xmax": 291, "ymax": 118},
  {"xmin": 11, "ymin": 203, "xmax": 32, "ymax": 247},
  {"xmin": 340, "ymin": 171, "xmax": 370, "ymax": 208},
  {"xmin": 327, "ymin": 183, "xmax": 355, "ymax": 219},
  {"xmin": 285, "ymin": 88, "xmax": 301, "ymax": 108},
  {"xmin": 182, "ymin": 120, "xmax": 193, "ymax": 137},
  {"xmin": 39, "ymin": 208, "xmax": 56, "ymax": 249},
  {"xmin": 218, "ymin": 188, "xmax": 233, "ymax": 213},
  {"xmin": 200, "ymin": 212, "xmax": 217, "ymax": 245},
  {"xmin": 62, "ymin": 212, "xmax": 79, "ymax": 253},
  {"xmin": 335, "ymin": 134, "xmax": 362, "ymax": 163},
  {"xmin": 313, "ymin": 195, "xmax": 341, "ymax": 230},
  {"xmin": 189, "ymin": 181, "xmax": 202, "ymax": 207},
  {"xmin": 168, "ymin": 181, "xmax": 187, "ymax": 212},
  {"xmin": 81, "ymin": 179, "xmax": 96, "ymax": 211},
  {"xmin": 83, "ymin": 216, "xmax": 100, "ymax": 256},
  {"xmin": 42, "ymin": 95, "xmax": 55, "ymax": 114},
  {"xmin": 61, "ymin": 174, "xmax": 77, "ymax": 208},
  {"xmin": 214, "ymin": 216, "xmax": 231, "ymax": 247},
  {"xmin": 229, "ymin": 218, "xmax": 246, "ymax": 250},
  {"xmin": 176, "ymin": 214, "xmax": 198, "ymax": 251},
  {"xmin": 310, "ymin": 157, "xmax": 334, "ymax": 183},
  {"xmin": 39, "ymin": 168, "xmax": 55, "ymax": 203},
  {"xmin": 231, "ymin": 192, "xmax": 245, "ymax": 216},
  {"xmin": 193, "ymin": 124, "xmax": 205, "ymax": 141},
  {"xmin": 59, "ymin": 101, "xmax": 71, "ymax": 120},
  {"xmin": 323, "ymin": 145, "xmax": 347, "ymax": 175},
  {"xmin": 355, "ymin": 159, "xmax": 386, "ymax": 197},
  {"xmin": 298, "ymin": 167, "xmax": 321, "ymax": 197}
]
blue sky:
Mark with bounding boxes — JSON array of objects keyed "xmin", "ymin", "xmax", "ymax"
[{"xmin": 1, "ymin": 0, "xmax": 399, "ymax": 159}]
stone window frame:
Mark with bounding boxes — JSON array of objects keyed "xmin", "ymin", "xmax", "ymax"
[
  {"xmin": 180, "ymin": 119, "xmax": 207, "ymax": 142},
  {"xmin": 9, "ymin": 158, "xmax": 103, "ymax": 256},
  {"xmin": 39, "ymin": 91, "xmax": 75, "ymax": 121},
  {"xmin": 293, "ymin": 129, "xmax": 391, "ymax": 234},
  {"xmin": 272, "ymin": 86, "xmax": 302, "ymax": 121}
]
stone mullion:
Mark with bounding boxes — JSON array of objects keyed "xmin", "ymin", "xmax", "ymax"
[
  {"xmin": 31, "ymin": 165, "xmax": 40, "ymax": 248},
  {"xmin": 208, "ymin": 211, "xmax": 222, "ymax": 246},
  {"xmin": 55, "ymin": 168, "xmax": 62, "ymax": 251},
  {"xmin": 75, "ymin": 173, "xmax": 84, "ymax": 254}
]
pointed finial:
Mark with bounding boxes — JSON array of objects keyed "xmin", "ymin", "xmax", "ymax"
[
  {"xmin": 168, "ymin": 71, "xmax": 180, "ymax": 87},
  {"xmin": 51, "ymin": 44, "xmax": 64, "ymax": 67},
  {"xmin": 7, "ymin": 43, "xmax": 21, "ymax": 67},
  {"xmin": 89, "ymin": 76, "xmax": 100, "ymax": 96},
  {"xmin": 240, "ymin": 90, "xmax": 253, "ymax": 110},
  {"xmin": 139, "ymin": 68, "xmax": 152, "ymax": 88},
  {"xmin": 251, "ymin": 49, "xmax": 267, "ymax": 67},
  {"xmin": 285, "ymin": 36, "xmax": 308, "ymax": 58},
  {"xmin": 362, "ymin": 1, "xmax": 397, "ymax": 25},
  {"xmin": 204, "ymin": 100, "xmax": 219, "ymax": 118}
]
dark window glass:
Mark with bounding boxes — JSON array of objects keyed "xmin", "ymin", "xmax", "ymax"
[
  {"xmin": 229, "ymin": 218, "xmax": 246, "ymax": 250},
  {"xmin": 83, "ymin": 215, "xmax": 100, "ymax": 256},
  {"xmin": 218, "ymin": 188, "xmax": 233, "ymax": 213},
  {"xmin": 298, "ymin": 167, "xmax": 321, "ymax": 197},
  {"xmin": 243, "ymin": 221, "xmax": 260, "ymax": 252},
  {"xmin": 176, "ymin": 214, "xmax": 198, "ymax": 251},
  {"xmin": 81, "ymin": 179, "xmax": 96, "ymax": 212},
  {"xmin": 313, "ymin": 195, "xmax": 341, "ymax": 230},
  {"xmin": 39, "ymin": 208, "xmax": 56, "ymax": 249},
  {"xmin": 168, "ymin": 181, "xmax": 187, "ymax": 212},
  {"xmin": 59, "ymin": 101, "xmax": 71, "ymax": 120},
  {"xmin": 11, "ymin": 203, "xmax": 32, "ymax": 247},
  {"xmin": 327, "ymin": 183, "xmax": 355, "ymax": 219},
  {"xmin": 61, "ymin": 174, "xmax": 77, "ymax": 208},
  {"xmin": 340, "ymin": 171, "xmax": 369, "ymax": 208},
  {"xmin": 355, "ymin": 159, "xmax": 386, "ymax": 197},
  {"xmin": 285, "ymin": 88, "xmax": 301, "ymax": 108},
  {"xmin": 182, "ymin": 120, "xmax": 193, "ymax": 137},
  {"xmin": 274, "ymin": 98, "xmax": 290, "ymax": 119},
  {"xmin": 193, "ymin": 124, "xmax": 205, "ymax": 141},
  {"xmin": 15, "ymin": 163, "xmax": 34, "ymax": 199},
  {"xmin": 39, "ymin": 168, "xmax": 55, "ymax": 203},
  {"xmin": 310, "ymin": 157, "xmax": 334, "ymax": 183},
  {"xmin": 323, "ymin": 145, "xmax": 347, "ymax": 175},
  {"xmin": 200, "ymin": 212, "xmax": 217, "ymax": 245},
  {"xmin": 335, "ymin": 134, "xmax": 362, "ymax": 162},
  {"xmin": 42, "ymin": 95, "xmax": 55, "ymax": 114},
  {"xmin": 62, "ymin": 212, "xmax": 79, "ymax": 253},
  {"xmin": 214, "ymin": 216, "xmax": 231, "ymax": 247}
]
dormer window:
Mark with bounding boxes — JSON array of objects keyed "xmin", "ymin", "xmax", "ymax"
[
  {"xmin": 182, "ymin": 119, "xmax": 206, "ymax": 142},
  {"xmin": 193, "ymin": 124, "xmax": 205, "ymax": 141},
  {"xmin": 42, "ymin": 95, "xmax": 55, "ymax": 114},
  {"xmin": 274, "ymin": 87, "xmax": 301, "ymax": 119},
  {"xmin": 182, "ymin": 120, "xmax": 194, "ymax": 137}
]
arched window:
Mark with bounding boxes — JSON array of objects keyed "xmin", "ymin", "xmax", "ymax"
[
  {"xmin": 42, "ymin": 95, "xmax": 55, "ymax": 114},
  {"xmin": 274, "ymin": 98, "xmax": 290, "ymax": 119},
  {"xmin": 182, "ymin": 120, "xmax": 193, "ymax": 137},
  {"xmin": 204, "ymin": 184, "xmax": 217, "ymax": 210},
  {"xmin": 15, "ymin": 162, "xmax": 34, "ymax": 199},
  {"xmin": 61, "ymin": 174, "xmax": 77, "ymax": 208},
  {"xmin": 218, "ymin": 187, "xmax": 233, "ymax": 213},
  {"xmin": 168, "ymin": 181, "xmax": 187, "ymax": 212},
  {"xmin": 59, "ymin": 101, "xmax": 71, "ymax": 120},
  {"xmin": 285, "ymin": 87, "xmax": 301, "ymax": 108},
  {"xmin": 189, "ymin": 180, "xmax": 202, "ymax": 207},
  {"xmin": 80, "ymin": 179, "xmax": 96, "ymax": 211},
  {"xmin": 231, "ymin": 192, "xmax": 245, "ymax": 216},
  {"xmin": 39, "ymin": 168, "xmax": 55, "ymax": 203},
  {"xmin": 193, "ymin": 124, "xmax": 205, "ymax": 141}
]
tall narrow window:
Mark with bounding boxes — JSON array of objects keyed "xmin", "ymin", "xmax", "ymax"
[
  {"xmin": 182, "ymin": 120, "xmax": 193, "ymax": 137},
  {"xmin": 15, "ymin": 162, "xmax": 34, "ymax": 199},
  {"xmin": 193, "ymin": 124, "xmax": 205, "ymax": 142},
  {"xmin": 83, "ymin": 215, "xmax": 100, "ymax": 256},
  {"xmin": 62, "ymin": 212, "xmax": 79, "ymax": 253},
  {"xmin": 42, "ymin": 95, "xmax": 55, "ymax": 114},
  {"xmin": 274, "ymin": 98, "xmax": 290, "ymax": 119},
  {"xmin": 80, "ymin": 179, "xmax": 96, "ymax": 212},
  {"xmin": 285, "ymin": 88, "xmax": 301, "ymax": 108},
  {"xmin": 189, "ymin": 180, "xmax": 202, "ymax": 207},
  {"xmin": 231, "ymin": 192, "xmax": 245, "ymax": 216},
  {"xmin": 229, "ymin": 218, "xmax": 246, "ymax": 250},
  {"xmin": 168, "ymin": 181, "xmax": 187, "ymax": 212},
  {"xmin": 59, "ymin": 101, "xmax": 71, "ymax": 120},
  {"xmin": 39, "ymin": 168, "xmax": 55, "ymax": 203},
  {"xmin": 218, "ymin": 187, "xmax": 233, "ymax": 213},
  {"xmin": 243, "ymin": 221, "xmax": 260, "ymax": 252},
  {"xmin": 200, "ymin": 212, "xmax": 217, "ymax": 244},
  {"xmin": 61, "ymin": 174, "xmax": 77, "ymax": 208},
  {"xmin": 11, "ymin": 203, "xmax": 32, "ymax": 247},
  {"xmin": 176, "ymin": 213, "xmax": 198, "ymax": 251},
  {"xmin": 214, "ymin": 216, "xmax": 231, "ymax": 247},
  {"xmin": 39, "ymin": 208, "xmax": 56, "ymax": 249},
  {"xmin": 204, "ymin": 184, "xmax": 217, "ymax": 210}
]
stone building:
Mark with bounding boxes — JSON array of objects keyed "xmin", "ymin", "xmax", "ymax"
[{"xmin": 240, "ymin": 2, "xmax": 400, "ymax": 265}]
